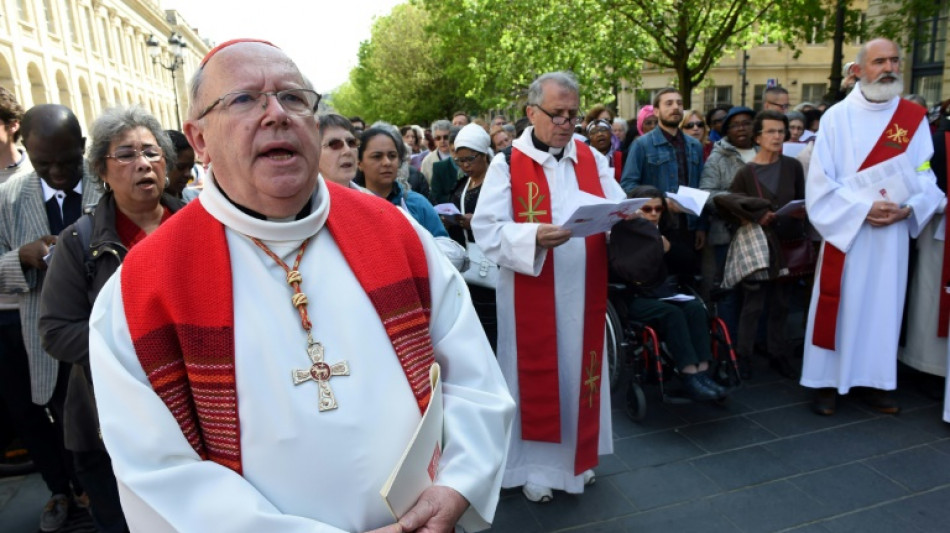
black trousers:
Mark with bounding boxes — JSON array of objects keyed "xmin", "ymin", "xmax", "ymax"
[
  {"xmin": 737, "ymin": 280, "xmax": 791, "ymax": 360},
  {"xmin": 0, "ymin": 310, "xmax": 76, "ymax": 495},
  {"xmin": 627, "ymin": 297, "xmax": 712, "ymax": 370},
  {"xmin": 73, "ymin": 449, "xmax": 128, "ymax": 532}
]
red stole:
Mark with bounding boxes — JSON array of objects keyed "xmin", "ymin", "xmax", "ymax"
[
  {"xmin": 612, "ymin": 151, "xmax": 622, "ymax": 182},
  {"xmin": 812, "ymin": 98, "xmax": 926, "ymax": 350},
  {"xmin": 509, "ymin": 140, "xmax": 607, "ymax": 475},
  {"xmin": 120, "ymin": 183, "xmax": 435, "ymax": 474},
  {"xmin": 938, "ymin": 134, "xmax": 950, "ymax": 337}
]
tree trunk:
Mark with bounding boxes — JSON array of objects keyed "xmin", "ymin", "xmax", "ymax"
[{"xmin": 678, "ymin": 65, "xmax": 693, "ymax": 109}]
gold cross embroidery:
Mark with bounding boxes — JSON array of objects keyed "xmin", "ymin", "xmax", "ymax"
[
  {"xmin": 292, "ymin": 341, "xmax": 350, "ymax": 411},
  {"xmin": 583, "ymin": 350, "xmax": 601, "ymax": 408},
  {"xmin": 517, "ymin": 181, "xmax": 548, "ymax": 223},
  {"xmin": 886, "ymin": 123, "xmax": 909, "ymax": 146}
]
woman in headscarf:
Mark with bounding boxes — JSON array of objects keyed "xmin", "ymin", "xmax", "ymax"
[{"xmin": 636, "ymin": 105, "xmax": 657, "ymax": 136}]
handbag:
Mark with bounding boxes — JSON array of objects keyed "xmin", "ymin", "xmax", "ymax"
[
  {"xmin": 779, "ymin": 238, "xmax": 817, "ymax": 277},
  {"xmin": 459, "ymin": 177, "xmax": 498, "ymax": 288}
]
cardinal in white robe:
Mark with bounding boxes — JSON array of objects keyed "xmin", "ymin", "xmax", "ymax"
[
  {"xmin": 801, "ymin": 38, "xmax": 943, "ymax": 415},
  {"xmin": 89, "ymin": 39, "xmax": 514, "ymax": 533}
]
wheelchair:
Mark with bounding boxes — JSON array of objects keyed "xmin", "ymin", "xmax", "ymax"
[{"xmin": 605, "ymin": 282, "xmax": 741, "ymax": 422}]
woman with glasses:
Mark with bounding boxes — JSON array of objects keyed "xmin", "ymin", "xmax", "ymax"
[
  {"xmin": 611, "ymin": 185, "xmax": 728, "ymax": 401},
  {"xmin": 354, "ymin": 127, "xmax": 447, "ymax": 238},
  {"xmin": 680, "ymin": 109, "xmax": 712, "ymax": 161},
  {"xmin": 445, "ymin": 123, "xmax": 498, "ymax": 349},
  {"xmin": 318, "ymin": 114, "xmax": 360, "ymax": 186},
  {"xmin": 38, "ymin": 106, "xmax": 185, "ymax": 532},
  {"xmin": 713, "ymin": 110, "xmax": 807, "ymax": 381}
]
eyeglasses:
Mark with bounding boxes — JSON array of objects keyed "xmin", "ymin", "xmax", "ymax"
[
  {"xmin": 105, "ymin": 147, "xmax": 164, "ymax": 164},
  {"xmin": 454, "ymin": 154, "xmax": 481, "ymax": 165},
  {"xmin": 433, "ymin": 135, "xmax": 449, "ymax": 141},
  {"xmin": 196, "ymin": 89, "xmax": 321, "ymax": 120},
  {"xmin": 640, "ymin": 205, "xmax": 665, "ymax": 214},
  {"xmin": 533, "ymin": 104, "xmax": 581, "ymax": 126},
  {"xmin": 684, "ymin": 121, "xmax": 705, "ymax": 129},
  {"xmin": 323, "ymin": 138, "xmax": 359, "ymax": 150},
  {"xmin": 728, "ymin": 120, "xmax": 753, "ymax": 131}
]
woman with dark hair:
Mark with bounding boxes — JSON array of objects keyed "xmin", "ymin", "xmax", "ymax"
[
  {"xmin": 354, "ymin": 127, "xmax": 447, "ymax": 238},
  {"xmin": 706, "ymin": 105, "xmax": 731, "ymax": 143},
  {"xmin": 39, "ymin": 106, "xmax": 185, "ymax": 531},
  {"xmin": 714, "ymin": 110, "xmax": 806, "ymax": 381},
  {"xmin": 611, "ymin": 185, "xmax": 727, "ymax": 401},
  {"xmin": 163, "ymin": 129, "xmax": 194, "ymax": 199},
  {"xmin": 318, "ymin": 114, "xmax": 360, "ymax": 186}
]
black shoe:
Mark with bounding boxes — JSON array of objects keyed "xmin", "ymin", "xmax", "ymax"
[
  {"xmin": 697, "ymin": 372, "xmax": 728, "ymax": 398},
  {"xmin": 861, "ymin": 388, "xmax": 900, "ymax": 414},
  {"xmin": 811, "ymin": 388, "xmax": 837, "ymax": 416},
  {"xmin": 737, "ymin": 356, "xmax": 752, "ymax": 380},
  {"xmin": 682, "ymin": 372, "xmax": 720, "ymax": 401},
  {"xmin": 769, "ymin": 356, "xmax": 799, "ymax": 380}
]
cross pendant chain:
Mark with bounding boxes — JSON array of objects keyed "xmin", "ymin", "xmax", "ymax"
[
  {"xmin": 249, "ymin": 236, "xmax": 351, "ymax": 412},
  {"xmin": 292, "ymin": 337, "xmax": 350, "ymax": 411}
]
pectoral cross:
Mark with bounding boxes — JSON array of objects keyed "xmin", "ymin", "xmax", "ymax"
[
  {"xmin": 517, "ymin": 182, "xmax": 548, "ymax": 222},
  {"xmin": 292, "ymin": 341, "xmax": 350, "ymax": 411}
]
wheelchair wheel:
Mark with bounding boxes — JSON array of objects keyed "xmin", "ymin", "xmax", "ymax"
[
  {"xmin": 625, "ymin": 381, "xmax": 647, "ymax": 421},
  {"xmin": 605, "ymin": 299, "xmax": 624, "ymax": 389}
]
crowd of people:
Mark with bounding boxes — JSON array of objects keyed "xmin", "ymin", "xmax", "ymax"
[{"xmin": 0, "ymin": 35, "xmax": 947, "ymax": 532}]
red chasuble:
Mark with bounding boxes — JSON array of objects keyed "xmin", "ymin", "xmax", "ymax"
[
  {"xmin": 812, "ymin": 99, "xmax": 926, "ymax": 350},
  {"xmin": 120, "ymin": 183, "xmax": 435, "ymax": 475},
  {"xmin": 509, "ymin": 140, "xmax": 608, "ymax": 475},
  {"xmin": 939, "ymin": 134, "xmax": 950, "ymax": 337}
]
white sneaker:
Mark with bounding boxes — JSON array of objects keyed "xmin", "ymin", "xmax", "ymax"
[
  {"xmin": 522, "ymin": 482, "xmax": 553, "ymax": 503},
  {"xmin": 582, "ymin": 469, "xmax": 596, "ymax": 486}
]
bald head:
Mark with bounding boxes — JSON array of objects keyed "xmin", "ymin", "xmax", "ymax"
[{"xmin": 21, "ymin": 104, "xmax": 82, "ymax": 145}]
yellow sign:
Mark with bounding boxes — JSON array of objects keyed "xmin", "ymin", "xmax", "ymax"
[{"xmin": 517, "ymin": 182, "xmax": 547, "ymax": 223}]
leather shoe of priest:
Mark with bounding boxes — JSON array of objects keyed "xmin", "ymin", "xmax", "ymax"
[
  {"xmin": 861, "ymin": 388, "xmax": 900, "ymax": 415},
  {"xmin": 811, "ymin": 388, "xmax": 837, "ymax": 416},
  {"xmin": 682, "ymin": 372, "xmax": 720, "ymax": 401}
]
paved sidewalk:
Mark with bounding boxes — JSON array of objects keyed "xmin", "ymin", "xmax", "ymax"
[{"xmin": 2, "ymin": 360, "xmax": 948, "ymax": 532}]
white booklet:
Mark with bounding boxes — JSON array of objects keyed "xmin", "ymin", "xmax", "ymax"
[
  {"xmin": 775, "ymin": 199, "xmax": 806, "ymax": 216},
  {"xmin": 380, "ymin": 363, "xmax": 444, "ymax": 520},
  {"xmin": 561, "ymin": 197, "xmax": 649, "ymax": 238},
  {"xmin": 666, "ymin": 186, "xmax": 710, "ymax": 216},
  {"xmin": 843, "ymin": 153, "xmax": 919, "ymax": 205}
]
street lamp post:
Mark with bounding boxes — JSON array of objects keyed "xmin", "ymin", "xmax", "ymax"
[{"xmin": 147, "ymin": 32, "xmax": 187, "ymax": 130}]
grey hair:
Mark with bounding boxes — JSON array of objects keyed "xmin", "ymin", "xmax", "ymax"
[
  {"xmin": 855, "ymin": 39, "xmax": 903, "ymax": 66},
  {"xmin": 785, "ymin": 110, "xmax": 806, "ymax": 124},
  {"xmin": 612, "ymin": 117, "xmax": 628, "ymax": 134},
  {"xmin": 87, "ymin": 105, "xmax": 176, "ymax": 188},
  {"xmin": 318, "ymin": 113, "xmax": 356, "ymax": 136},
  {"xmin": 526, "ymin": 72, "xmax": 579, "ymax": 106},
  {"xmin": 430, "ymin": 119, "xmax": 451, "ymax": 134}
]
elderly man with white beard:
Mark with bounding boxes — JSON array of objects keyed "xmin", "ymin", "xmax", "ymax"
[{"xmin": 801, "ymin": 38, "xmax": 944, "ymax": 416}]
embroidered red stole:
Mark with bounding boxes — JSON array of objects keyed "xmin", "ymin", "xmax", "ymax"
[
  {"xmin": 510, "ymin": 140, "xmax": 607, "ymax": 474},
  {"xmin": 939, "ymin": 134, "xmax": 950, "ymax": 337},
  {"xmin": 120, "ymin": 183, "xmax": 435, "ymax": 475},
  {"xmin": 812, "ymin": 98, "xmax": 926, "ymax": 350}
]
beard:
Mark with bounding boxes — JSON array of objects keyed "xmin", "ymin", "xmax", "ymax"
[
  {"xmin": 659, "ymin": 116, "xmax": 681, "ymax": 129},
  {"xmin": 859, "ymin": 72, "xmax": 904, "ymax": 102}
]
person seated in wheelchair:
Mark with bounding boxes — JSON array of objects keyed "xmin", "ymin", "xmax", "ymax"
[{"xmin": 610, "ymin": 185, "xmax": 729, "ymax": 401}]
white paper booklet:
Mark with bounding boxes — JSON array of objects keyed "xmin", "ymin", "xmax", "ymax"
[
  {"xmin": 561, "ymin": 198, "xmax": 649, "ymax": 238},
  {"xmin": 434, "ymin": 203, "xmax": 461, "ymax": 216},
  {"xmin": 775, "ymin": 199, "xmax": 806, "ymax": 216},
  {"xmin": 666, "ymin": 186, "xmax": 710, "ymax": 216},
  {"xmin": 843, "ymin": 152, "xmax": 920, "ymax": 206},
  {"xmin": 381, "ymin": 363, "xmax": 444, "ymax": 520}
]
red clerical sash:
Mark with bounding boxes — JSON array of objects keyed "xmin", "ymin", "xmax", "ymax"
[
  {"xmin": 938, "ymin": 134, "xmax": 950, "ymax": 337},
  {"xmin": 613, "ymin": 151, "xmax": 623, "ymax": 182},
  {"xmin": 510, "ymin": 140, "xmax": 607, "ymax": 475},
  {"xmin": 812, "ymin": 98, "xmax": 926, "ymax": 350}
]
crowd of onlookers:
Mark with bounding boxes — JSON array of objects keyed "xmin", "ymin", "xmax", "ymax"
[{"xmin": 1, "ymin": 44, "xmax": 949, "ymax": 529}]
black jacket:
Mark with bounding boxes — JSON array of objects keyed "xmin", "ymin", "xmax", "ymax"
[{"xmin": 38, "ymin": 191, "xmax": 183, "ymax": 450}]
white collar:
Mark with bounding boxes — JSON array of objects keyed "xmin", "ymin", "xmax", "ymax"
[
  {"xmin": 199, "ymin": 171, "xmax": 329, "ymax": 243},
  {"xmin": 39, "ymin": 176, "xmax": 83, "ymax": 203},
  {"xmin": 511, "ymin": 126, "xmax": 579, "ymax": 166}
]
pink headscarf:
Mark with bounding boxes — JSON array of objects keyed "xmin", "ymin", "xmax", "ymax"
[{"xmin": 636, "ymin": 105, "xmax": 655, "ymax": 136}]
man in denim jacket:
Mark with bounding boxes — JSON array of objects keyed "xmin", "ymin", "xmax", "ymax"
[{"xmin": 621, "ymin": 88, "xmax": 705, "ymax": 248}]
